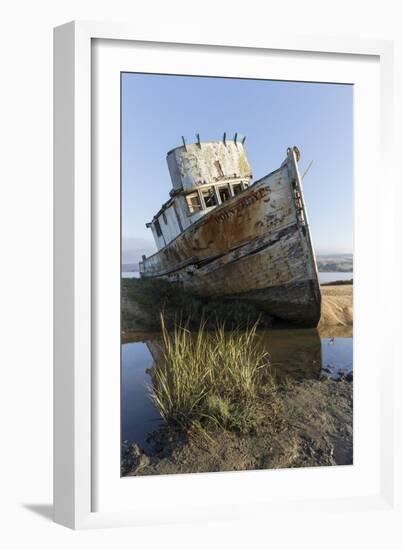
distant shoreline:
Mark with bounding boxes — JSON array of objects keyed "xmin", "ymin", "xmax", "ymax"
[{"xmin": 321, "ymin": 279, "xmax": 353, "ymax": 286}]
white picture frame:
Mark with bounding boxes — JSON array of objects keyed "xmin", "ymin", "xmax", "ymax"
[{"xmin": 54, "ymin": 20, "xmax": 398, "ymax": 530}]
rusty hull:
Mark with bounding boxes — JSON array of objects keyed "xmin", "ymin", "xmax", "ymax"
[{"xmin": 140, "ymin": 149, "xmax": 321, "ymax": 327}]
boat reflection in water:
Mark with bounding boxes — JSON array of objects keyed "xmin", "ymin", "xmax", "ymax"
[
  {"xmin": 143, "ymin": 328, "xmax": 323, "ymax": 382},
  {"xmin": 257, "ymin": 329, "xmax": 322, "ymax": 381}
]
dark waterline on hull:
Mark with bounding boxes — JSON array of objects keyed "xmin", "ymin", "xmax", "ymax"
[{"xmin": 121, "ymin": 271, "xmax": 353, "ymax": 284}]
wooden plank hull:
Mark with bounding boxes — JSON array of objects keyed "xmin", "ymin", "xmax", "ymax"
[{"xmin": 140, "ymin": 150, "xmax": 321, "ymax": 327}]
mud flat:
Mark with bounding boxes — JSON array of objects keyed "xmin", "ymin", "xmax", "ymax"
[
  {"xmin": 122, "ymin": 378, "xmax": 353, "ymax": 476},
  {"xmin": 121, "ymin": 280, "xmax": 353, "ymax": 476}
]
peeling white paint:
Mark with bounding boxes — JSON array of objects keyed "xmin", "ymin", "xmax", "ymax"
[{"xmin": 147, "ymin": 140, "xmax": 253, "ymax": 251}]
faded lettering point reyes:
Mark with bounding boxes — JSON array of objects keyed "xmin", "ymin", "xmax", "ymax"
[{"xmin": 139, "ymin": 138, "xmax": 321, "ymax": 327}]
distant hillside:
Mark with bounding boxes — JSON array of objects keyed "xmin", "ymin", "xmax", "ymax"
[
  {"xmin": 122, "ymin": 237, "xmax": 156, "ymax": 267},
  {"xmin": 122, "ymin": 263, "xmax": 139, "ymax": 272},
  {"xmin": 316, "ymin": 254, "xmax": 353, "ymax": 273}
]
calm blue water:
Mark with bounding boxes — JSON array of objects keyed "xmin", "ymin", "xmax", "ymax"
[
  {"xmin": 121, "ymin": 331, "xmax": 353, "ymax": 449},
  {"xmin": 319, "ymin": 271, "xmax": 353, "ymax": 284},
  {"xmin": 121, "ymin": 342, "xmax": 160, "ymax": 451},
  {"xmin": 321, "ymin": 337, "xmax": 353, "ymax": 377}
]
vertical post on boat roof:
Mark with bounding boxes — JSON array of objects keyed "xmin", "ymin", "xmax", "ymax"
[
  {"xmin": 234, "ymin": 132, "xmax": 238, "ymax": 144},
  {"xmin": 223, "ymin": 132, "xmax": 226, "ymax": 146},
  {"xmin": 196, "ymin": 133, "xmax": 201, "ymax": 148},
  {"xmin": 181, "ymin": 136, "xmax": 187, "ymax": 151}
]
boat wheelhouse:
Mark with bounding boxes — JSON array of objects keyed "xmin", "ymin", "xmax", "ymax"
[{"xmin": 145, "ymin": 138, "xmax": 253, "ymax": 250}]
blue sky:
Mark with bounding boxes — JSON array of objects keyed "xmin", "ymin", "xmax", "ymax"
[{"xmin": 122, "ymin": 73, "xmax": 353, "ymax": 263}]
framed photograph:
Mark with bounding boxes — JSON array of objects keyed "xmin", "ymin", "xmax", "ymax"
[{"xmin": 54, "ymin": 21, "xmax": 396, "ymax": 529}]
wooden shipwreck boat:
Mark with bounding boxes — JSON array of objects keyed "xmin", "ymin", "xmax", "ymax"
[{"xmin": 139, "ymin": 137, "xmax": 321, "ymax": 327}]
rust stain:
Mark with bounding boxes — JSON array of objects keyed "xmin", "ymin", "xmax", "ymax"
[{"xmin": 213, "ymin": 188, "xmax": 270, "ymax": 224}]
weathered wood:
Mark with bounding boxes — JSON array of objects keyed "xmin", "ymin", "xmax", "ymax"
[{"xmin": 139, "ymin": 143, "xmax": 321, "ymax": 327}]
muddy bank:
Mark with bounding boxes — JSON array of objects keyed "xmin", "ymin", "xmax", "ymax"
[
  {"xmin": 320, "ymin": 285, "xmax": 353, "ymax": 328},
  {"xmin": 122, "ymin": 279, "xmax": 353, "ymax": 331},
  {"xmin": 122, "ymin": 378, "xmax": 353, "ymax": 476},
  {"xmin": 122, "ymin": 278, "xmax": 276, "ymax": 332}
]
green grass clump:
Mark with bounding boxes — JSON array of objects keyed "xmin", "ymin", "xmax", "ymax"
[{"xmin": 149, "ymin": 314, "xmax": 275, "ymax": 433}]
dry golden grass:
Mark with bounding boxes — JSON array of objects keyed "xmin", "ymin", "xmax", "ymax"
[
  {"xmin": 319, "ymin": 284, "xmax": 353, "ymax": 327},
  {"xmin": 149, "ymin": 314, "xmax": 275, "ymax": 432}
]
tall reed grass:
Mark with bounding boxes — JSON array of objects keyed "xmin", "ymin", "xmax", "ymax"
[{"xmin": 149, "ymin": 314, "xmax": 274, "ymax": 432}]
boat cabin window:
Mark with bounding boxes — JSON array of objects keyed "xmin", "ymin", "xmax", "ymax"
[
  {"xmin": 218, "ymin": 185, "xmax": 231, "ymax": 203},
  {"xmin": 243, "ymin": 181, "xmax": 249, "ymax": 189},
  {"xmin": 232, "ymin": 183, "xmax": 243, "ymax": 196},
  {"xmin": 154, "ymin": 219, "xmax": 162, "ymax": 237},
  {"xmin": 186, "ymin": 192, "xmax": 203, "ymax": 213},
  {"xmin": 202, "ymin": 187, "xmax": 217, "ymax": 208}
]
